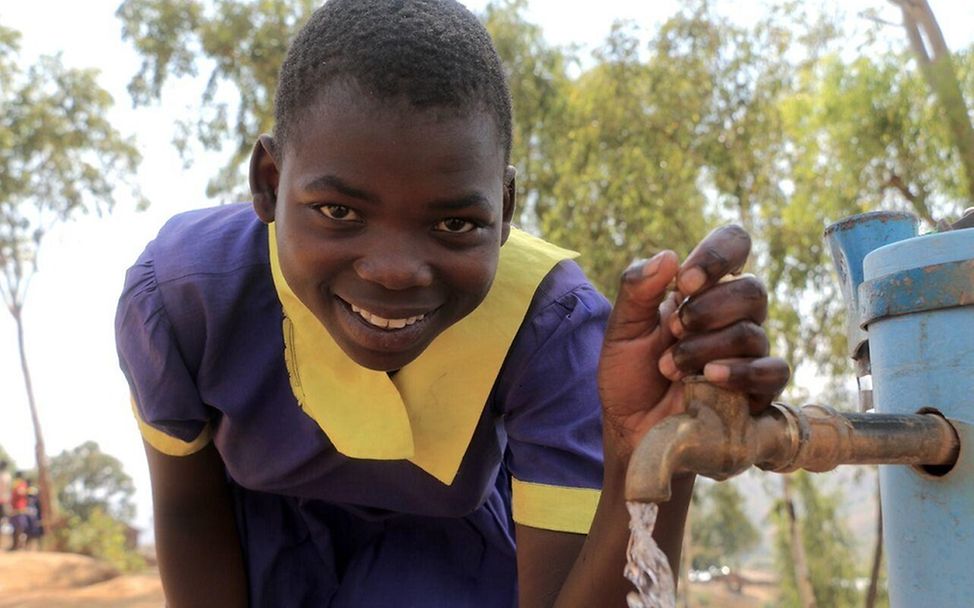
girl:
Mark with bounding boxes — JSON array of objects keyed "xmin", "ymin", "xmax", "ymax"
[{"xmin": 116, "ymin": 1, "xmax": 789, "ymax": 605}]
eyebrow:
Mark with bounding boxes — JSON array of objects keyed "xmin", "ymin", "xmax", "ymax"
[
  {"xmin": 302, "ymin": 174, "xmax": 494, "ymax": 213},
  {"xmin": 301, "ymin": 175, "xmax": 378, "ymax": 203},
  {"xmin": 427, "ymin": 193, "xmax": 494, "ymax": 213}
]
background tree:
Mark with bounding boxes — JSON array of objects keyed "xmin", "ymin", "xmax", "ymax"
[
  {"xmin": 115, "ymin": 0, "xmax": 974, "ymax": 597},
  {"xmin": 691, "ymin": 479, "xmax": 759, "ymax": 574},
  {"xmin": 773, "ymin": 472, "xmax": 860, "ymax": 608},
  {"xmin": 48, "ymin": 441, "xmax": 144, "ymax": 571},
  {"xmin": 0, "ymin": 22, "xmax": 143, "ymax": 536},
  {"xmin": 49, "ymin": 441, "xmax": 137, "ymax": 523},
  {"xmin": 891, "ymin": 0, "xmax": 974, "ymax": 206},
  {"xmin": 117, "ymin": 0, "xmax": 315, "ymax": 198},
  {"xmin": 482, "ymin": 0, "xmax": 573, "ymax": 231}
]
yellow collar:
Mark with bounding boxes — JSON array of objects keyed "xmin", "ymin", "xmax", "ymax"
[{"xmin": 268, "ymin": 226, "xmax": 577, "ymax": 485}]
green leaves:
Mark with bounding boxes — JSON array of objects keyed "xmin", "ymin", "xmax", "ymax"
[
  {"xmin": 692, "ymin": 479, "xmax": 760, "ymax": 571},
  {"xmin": 49, "ymin": 440, "xmax": 137, "ymax": 524},
  {"xmin": 0, "ymin": 25, "xmax": 142, "ymax": 313},
  {"xmin": 115, "ymin": 1, "xmax": 974, "ymax": 383},
  {"xmin": 117, "ymin": 0, "xmax": 316, "ymax": 197},
  {"xmin": 772, "ymin": 472, "xmax": 860, "ymax": 607}
]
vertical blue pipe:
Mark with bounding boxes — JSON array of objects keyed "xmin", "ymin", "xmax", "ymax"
[
  {"xmin": 862, "ymin": 228, "xmax": 974, "ymax": 607},
  {"xmin": 824, "ymin": 212, "xmax": 918, "ymax": 362}
]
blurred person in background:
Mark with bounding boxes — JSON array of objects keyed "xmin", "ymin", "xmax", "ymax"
[{"xmin": 7, "ymin": 471, "xmax": 29, "ymax": 551}]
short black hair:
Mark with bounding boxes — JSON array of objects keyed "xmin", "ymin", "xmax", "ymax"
[{"xmin": 274, "ymin": 0, "xmax": 512, "ymax": 161}]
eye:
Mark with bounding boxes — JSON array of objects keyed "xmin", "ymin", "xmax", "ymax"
[
  {"xmin": 433, "ymin": 218, "xmax": 477, "ymax": 233},
  {"xmin": 318, "ymin": 204, "xmax": 361, "ymax": 222}
]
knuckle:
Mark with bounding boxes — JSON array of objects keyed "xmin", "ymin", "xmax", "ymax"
[
  {"xmin": 729, "ymin": 277, "xmax": 769, "ymax": 322},
  {"xmin": 755, "ymin": 358, "xmax": 791, "ymax": 387},
  {"xmin": 670, "ymin": 341, "xmax": 691, "ymax": 368},
  {"xmin": 732, "ymin": 276, "xmax": 768, "ymax": 301},
  {"xmin": 734, "ymin": 322, "xmax": 768, "ymax": 352},
  {"xmin": 719, "ymin": 223, "xmax": 751, "ymax": 245},
  {"xmin": 671, "ymin": 340, "xmax": 699, "ymax": 371},
  {"xmin": 701, "ymin": 245, "xmax": 731, "ymax": 273}
]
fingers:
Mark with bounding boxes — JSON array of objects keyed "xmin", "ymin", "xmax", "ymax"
[
  {"xmin": 676, "ymin": 225, "xmax": 751, "ymax": 296},
  {"xmin": 703, "ymin": 356, "xmax": 791, "ymax": 413},
  {"xmin": 669, "ymin": 275, "xmax": 768, "ymax": 337},
  {"xmin": 605, "ymin": 250, "xmax": 680, "ymax": 343},
  {"xmin": 659, "ymin": 321, "xmax": 769, "ymax": 380}
]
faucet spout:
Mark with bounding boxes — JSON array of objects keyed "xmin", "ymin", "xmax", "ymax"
[
  {"xmin": 625, "ymin": 378, "xmax": 773, "ymax": 502},
  {"xmin": 625, "ymin": 377, "xmax": 960, "ymax": 504}
]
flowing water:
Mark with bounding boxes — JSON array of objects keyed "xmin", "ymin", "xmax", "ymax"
[{"xmin": 624, "ymin": 501, "xmax": 676, "ymax": 608}]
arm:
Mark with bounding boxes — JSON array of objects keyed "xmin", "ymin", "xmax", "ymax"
[
  {"xmin": 518, "ymin": 226, "xmax": 789, "ymax": 607},
  {"xmin": 145, "ymin": 441, "xmax": 249, "ymax": 608},
  {"xmin": 517, "ymin": 450, "xmax": 694, "ymax": 608}
]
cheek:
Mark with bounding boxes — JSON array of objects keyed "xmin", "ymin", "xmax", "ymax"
[
  {"xmin": 450, "ymin": 246, "xmax": 500, "ymax": 302},
  {"xmin": 278, "ymin": 230, "xmax": 343, "ymax": 299}
]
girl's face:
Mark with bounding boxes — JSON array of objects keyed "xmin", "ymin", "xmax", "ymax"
[{"xmin": 251, "ymin": 84, "xmax": 515, "ymax": 371}]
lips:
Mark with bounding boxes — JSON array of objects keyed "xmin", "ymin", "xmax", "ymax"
[
  {"xmin": 349, "ymin": 303, "xmax": 427, "ymax": 330},
  {"xmin": 329, "ymin": 294, "xmax": 443, "ymax": 361}
]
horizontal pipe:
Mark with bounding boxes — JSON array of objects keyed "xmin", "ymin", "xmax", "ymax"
[
  {"xmin": 625, "ymin": 379, "xmax": 962, "ymax": 504},
  {"xmin": 758, "ymin": 404, "xmax": 960, "ymax": 473}
]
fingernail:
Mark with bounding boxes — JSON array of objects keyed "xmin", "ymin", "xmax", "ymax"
[
  {"xmin": 704, "ymin": 363, "xmax": 730, "ymax": 383},
  {"xmin": 659, "ymin": 351, "xmax": 678, "ymax": 378},
  {"xmin": 679, "ymin": 267, "xmax": 707, "ymax": 294},
  {"xmin": 669, "ymin": 314, "xmax": 684, "ymax": 338},
  {"xmin": 623, "ymin": 252, "xmax": 664, "ymax": 283}
]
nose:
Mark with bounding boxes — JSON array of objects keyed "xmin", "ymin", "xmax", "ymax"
[{"xmin": 353, "ymin": 245, "xmax": 434, "ymax": 290}]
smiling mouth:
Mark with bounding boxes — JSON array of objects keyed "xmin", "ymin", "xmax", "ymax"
[{"xmin": 347, "ymin": 302, "xmax": 428, "ymax": 330}]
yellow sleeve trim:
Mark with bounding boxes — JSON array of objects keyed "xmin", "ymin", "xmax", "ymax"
[
  {"xmin": 130, "ymin": 396, "xmax": 212, "ymax": 457},
  {"xmin": 511, "ymin": 478, "xmax": 602, "ymax": 534}
]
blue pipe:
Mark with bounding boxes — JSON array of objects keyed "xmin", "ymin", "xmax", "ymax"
[{"xmin": 860, "ymin": 227, "xmax": 974, "ymax": 607}]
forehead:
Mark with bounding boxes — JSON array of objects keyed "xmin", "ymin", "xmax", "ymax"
[{"xmin": 283, "ymin": 82, "xmax": 505, "ymax": 171}]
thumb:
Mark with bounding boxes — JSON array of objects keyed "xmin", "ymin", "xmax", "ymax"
[{"xmin": 605, "ymin": 250, "xmax": 679, "ymax": 342}]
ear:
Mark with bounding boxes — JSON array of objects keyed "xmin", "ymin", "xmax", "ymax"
[
  {"xmin": 250, "ymin": 134, "xmax": 280, "ymax": 224},
  {"xmin": 500, "ymin": 164, "xmax": 517, "ymax": 245}
]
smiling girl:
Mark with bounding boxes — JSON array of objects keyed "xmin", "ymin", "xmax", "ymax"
[{"xmin": 115, "ymin": 1, "xmax": 789, "ymax": 606}]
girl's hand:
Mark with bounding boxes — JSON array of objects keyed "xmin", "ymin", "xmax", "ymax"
[{"xmin": 597, "ymin": 225, "xmax": 790, "ymax": 459}]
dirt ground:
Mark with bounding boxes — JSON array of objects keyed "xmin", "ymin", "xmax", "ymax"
[
  {"xmin": 684, "ymin": 580, "xmax": 779, "ymax": 607},
  {"xmin": 0, "ymin": 550, "xmax": 778, "ymax": 607},
  {"xmin": 0, "ymin": 551, "xmax": 164, "ymax": 608}
]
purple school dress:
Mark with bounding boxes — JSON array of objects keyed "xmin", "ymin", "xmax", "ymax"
[{"xmin": 116, "ymin": 204, "xmax": 609, "ymax": 607}]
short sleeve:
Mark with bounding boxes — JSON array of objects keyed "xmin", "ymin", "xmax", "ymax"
[
  {"xmin": 115, "ymin": 248, "xmax": 212, "ymax": 456},
  {"xmin": 497, "ymin": 262, "xmax": 610, "ymax": 534}
]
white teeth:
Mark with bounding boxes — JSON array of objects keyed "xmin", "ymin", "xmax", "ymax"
[{"xmin": 349, "ymin": 303, "xmax": 425, "ymax": 330}]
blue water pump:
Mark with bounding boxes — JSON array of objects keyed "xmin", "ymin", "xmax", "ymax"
[{"xmin": 825, "ymin": 210, "xmax": 974, "ymax": 607}]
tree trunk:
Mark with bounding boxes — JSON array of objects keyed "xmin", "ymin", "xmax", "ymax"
[
  {"xmin": 783, "ymin": 476, "xmax": 817, "ymax": 608},
  {"xmin": 865, "ymin": 477, "xmax": 884, "ymax": 608},
  {"xmin": 12, "ymin": 305, "xmax": 58, "ymax": 544},
  {"xmin": 893, "ymin": 0, "xmax": 974, "ymax": 205},
  {"xmin": 680, "ymin": 505, "xmax": 692, "ymax": 608}
]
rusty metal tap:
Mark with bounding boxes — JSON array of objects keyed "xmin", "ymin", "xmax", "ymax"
[{"xmin": 625, "ymin": 377, "xmax": 960, "ymax": 503}]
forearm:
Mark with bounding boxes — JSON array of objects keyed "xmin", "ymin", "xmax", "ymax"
[
  {"xmin": 552, "ymin": 454, "xmax": 694, "ymax": 607},
  {"xmin": 145, "ymin": 442, "xmax": 249, "ymax": 608},
  {"xmin": 154, "ymin": 502, "xmax": 249, "ymax": 608}
]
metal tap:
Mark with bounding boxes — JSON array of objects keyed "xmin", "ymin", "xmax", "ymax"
[{"xmin": 625, "ymin": 377, "xmax": 960, "ymax": 503}]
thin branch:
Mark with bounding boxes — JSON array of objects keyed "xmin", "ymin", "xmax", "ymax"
[
  {"xmin": 890, "ymin": 0, "xmax": 974, "ymax": 204},
  {"xmin": 857, "ymin": 11, "xmax": 901, "ymax": 29},
  {"xmin": 883, "ymin": 172, "xmax": 936, "ymax": 224}
]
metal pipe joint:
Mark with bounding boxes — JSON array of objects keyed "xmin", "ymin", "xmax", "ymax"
[{"xmin": 625, "ymin": 377, "xmax": 960, "ymax": 503}]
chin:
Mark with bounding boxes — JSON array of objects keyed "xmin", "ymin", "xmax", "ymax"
[{"xmin": 345, "ymin": 344, "xmax": 427, "ymax": 373}]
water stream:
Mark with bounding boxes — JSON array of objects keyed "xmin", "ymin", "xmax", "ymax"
[{"xmin": 624, "ymin": 501, "xmax": 676, "ymax": 608}]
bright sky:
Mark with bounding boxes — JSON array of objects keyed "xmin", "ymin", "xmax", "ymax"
[{"xmin": 1, "ymin": 0, "xmax": 971, "ymax": 538}]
